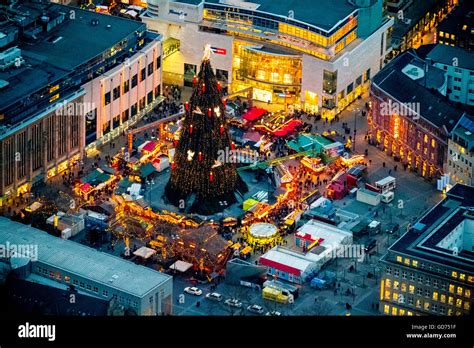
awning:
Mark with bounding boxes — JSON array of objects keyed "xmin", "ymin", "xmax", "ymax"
[
  {"xmin": 169, "ymin": 260, "xmax": 193, "ymax": 272},
  {"xmin": 243, "ymin": 107, "xmax": 267, "ymax": 121},
  {"xmin": 133, "ymin": 247, "xmax": 157, "ymax": 259},
  {"xmin": 79, "ymin": 183, "xmax": 92, "ymax": 191}
]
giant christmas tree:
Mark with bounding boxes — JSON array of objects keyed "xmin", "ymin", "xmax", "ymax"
[{"xmin": 165, "ymin": 47, "xmax": 244, "ymax": 215}]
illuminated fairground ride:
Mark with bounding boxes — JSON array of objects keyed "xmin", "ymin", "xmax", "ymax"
[{"xmin": 243, "ymin": 222, "xmax": 281, "ymax": 248}]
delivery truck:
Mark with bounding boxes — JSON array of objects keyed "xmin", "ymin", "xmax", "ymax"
[{"xmin": 262, "ymin": 287, "xmax": 294, "ymax": 304}]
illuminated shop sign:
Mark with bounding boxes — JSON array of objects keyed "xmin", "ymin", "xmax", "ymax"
[{"xmin": 211, "ymin": 47, "xmax": 227, "ymax": 55}]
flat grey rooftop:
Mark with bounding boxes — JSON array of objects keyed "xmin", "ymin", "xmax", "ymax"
[
  {"xmin": 204, "ymin": 0, "xmax": 357, "ymax": 31},
  {"xmin": 0, "ymin": 217, "xmax": 171, "ymax": 297},
  {"xmin": 23, "ymin": 5, "xmax": 145, "ymax": 71},
  {"xmin": 427, "ymin": 44, "xmax": 474, "ymax": 71}
]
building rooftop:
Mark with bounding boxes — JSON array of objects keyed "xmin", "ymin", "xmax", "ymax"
[
  {"xmin": 372, "ymin": 50, "xmax": 466, "ymax": 132},
  {"xmin": 204, "ymin": 0, "xmax": 357, "ymax": 31},
  {"xmin": 426, "ymin": 44, "xmax": 474, "ymax": 71},
  {"xmin": 389, "ymin": 184, "xmax": 474, "ymax": 273},
  {"xmin": 0, "ymin": 217, "xmax": 171, "ymax": 298},
  {"xmin": 391, "ymin": 0, "xmax": 441, "ymax": 41},
  {"xmin": 0, "ymin": 1, "xmax": 146, "ymax": 112}
]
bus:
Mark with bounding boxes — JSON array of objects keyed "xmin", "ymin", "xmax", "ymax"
[{"xmin": 374, "ymin": 176, "xmax": 396, "ymax": 194}]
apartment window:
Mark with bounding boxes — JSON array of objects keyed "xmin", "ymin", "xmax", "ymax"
[
  {"xmin": 441, "ymin": 294, "xmax": 446, "ymax": 303},
  {"xmin": 86, "ymin": 284, "xmax": 92, "ymax": 291},
  {"xmin": 140, "ymin": 68, "xmax": 146, "ymax": 82},
  {"xmin": 396, "ymin": 256, "xmax": 402, "ymax": 263},
  {"xmin": 323, "ymin": 70, "xmax": 337, "ymax": 95},
  {"xmin": 131, "ymin": 103, "xmax": 138, "ymax": 117},
  {"xmin": 410, "ymin": 274, "xmax": 415, "ymax": 281},
  {"xmin": 449, "ymin": 284, "xmax": 455, "ymax": 293},
  {"xmin": 113, "ymin": 86, "xmax": 120, "ymax": 100},
  {"xmin": 385, "ymin": 279, "xmax": 391, "ymax": 288},
  {"xmin": 73, "ymin": 279, "xmax": 78, "ymax": 286},
  {"xmin": 417, "ymin": 288, "xmax": 422, "ymax": 296},
  {"xmin": 433, "ymin": 280, "xmax": 439, "ymax": 288},
  {"xmin": 122, "ymin": 109, "xmax": 129, "ymax": 123},
  {"xmin": 433, "ymin": 292, "xmax": 438, "ymax": 301},
  {"xmin": 404, "ymin": 258, "xmax": 410, "ymax": 266},
  {"xmin": 425, "ymin": 279, "xmax": 430, "ymax": 286},
  {"xmin": 43, "ymin": 269, "xmax": 48, "ymax": 275},
  {"xmin": 64, "ymin": 276, "xmax": 70, "ymax": 283},
  {"xmin": 123, "ymin": 80, "xmax": 130, "ymax": 93},
  {"xmin": 459, "ymin": 273, "xmax": 465, "ymax": 281},
  {"xmin": 417, "ymin": 275, "xmax": 423, "ymax": 283},
  {"xmin": 347, "ymin": 82, "xmax": 354, "ymax": 94},
  {"xmin": 147, "ymin": 91, "xmax": 153, "ymax": 105},
  {"xmin": 113, "ymin": 115, "xmax": 120, "ymax": 129},
  {"xmin": 391, "ymin": 307, "xmax": 398, "ymax": 316},
  {"xmin": 441, "ymin": 283, "xmax": 447, "ymax": 291},
  {"xmin": 156, "ymin": 55, "xmax": 161, "ymax": 70},
  {"xmin": 384, "ymin": 304, "xmax": 390, "ymax": 314},
  {"xmin": 416, "ymin": 299, "xmax": 422, "ymax": 308},
  {"xmin": 394, "ymin": 281, "xmax": 400, "ymax": 290},
  {"xmin": 408, "ymin": 297, "xmax": 414, "ymax": 305},
  {"xmin": 424, "ymin": 302, "xmax": 430, "ymax": 311},
  {"xmin": 104, "ymin": 92, "xmax": 111, "ymax": 106},
  {"xmin": 412, "ymin": 260, "xmax": 418, "ymax": 267},
  {"xmin": 139, "ymin": 97, "xmax": 146, "ymax": 110},
  {"xmin": 93, "ymin": 287, "xmax": 98, "ymax": 293},
  {"xmin": 424, "ymin": 289, "xmax": 431, "ymax": 298},
  {"xmin": 409, "ymin": 285, "xmax": 415, "ymax": 294},
  {"xmin": 386, "ymin": 266, "xmax": 392, "ymax": 275},
  {"xmin": 457, "ymin": 287, "xmax": 463, "ymax": 296},
  {"xmin": 456, "ymin": 298, "xmax": 462, "ymax": 308},
  {"xmin": 464, "ymin": 302, "xmax": 470, "ymax": 311},
  {"xmin": 448, "ymin": 296, "xmax": 454, "ymax": 305},
  {"xmin": 102, "ymin": 290, "xmax": 109, "ymax": 297},
  {"xmin": 80, "ymin": 282, "xmax": 85, "ymax": 288},
  {"xmin": 401, "ymin": 283, "xmax": 407, "ymax": 292},
  {"xmin": 364, "ymin": 68, "xmax": 371, "ymax": 82},
  {"xmin": 131, "ymin": 74, "xmax": 138, "ymax": 88},
  {"xmin": 440, "ymin": 306, "xmax": 446, "ymax": 314},
  {"xmin": 394, "ymin": 269, "xmax": 400, "ymax": 277},
  {"xmin": 148, "ymin": 62, "xmax": 154, "ymax": 76},
  {"xmin": 402, "ymin": 271, "xmax": 407, "ymax": 279},
  {"xmin": 465, "ymin": 289, "xmax": 471, "ymax": 298}
]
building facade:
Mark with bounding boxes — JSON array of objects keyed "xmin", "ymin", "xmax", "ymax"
[
  {"xmin": 143, "ymin": 0, "xmax": 393, "ymax": 119},
  {"xmin": 447, "ymin": 114, "xmax": 474, "ymax": 185},
  {"xmin": 0, "ymin": 217, "xmax": 173, "ymax": 316},
  {"xmin": 0, "ymin": 1, "xmax": 164, "ymax": 204},
  {"xmin": 369, "ymin": 49, "xmax": 465, "ymax": 179},
  {"xmin": 82, "ymin": 38, "xmax": 163, "ymax": 152},
  {"xmin": 423, "ymin": 44, "xmax": 474, "ymax": 106},
  {"xmin": 436, "ymin": 0, "xmax": 474, "ymax": 51},
  {"xmin": 0, "ymin": 92, "xmax": 85, "ymax": 203},
  {"xmin": 379, "ymin": 184, "xmax": 474, "ymax": 316}
]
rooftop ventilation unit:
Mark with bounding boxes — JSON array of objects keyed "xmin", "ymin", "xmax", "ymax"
[{"xmin": 0, "ymin": 46, "xmax": 24, "ymax": 71}]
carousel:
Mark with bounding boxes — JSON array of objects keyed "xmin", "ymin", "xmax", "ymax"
[{"xmin": 245, "ymin": 222, "xmax": 280, "ymax": 247}]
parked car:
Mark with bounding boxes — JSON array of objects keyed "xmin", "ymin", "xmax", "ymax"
[
  {"xmin": 265, "ymin": 311, "xmax": 282, "ymax": 316},
  {"xmin": 205, "ymin": 292, "xmax": 223, "ymax": 302},
  {"xmin": 224, "ymin": 298, "xmax": 242, "ymax": 308},
  {"xmin": 386, "ymin": 223, "xmax": 400, "ymax": 234},
  {"xmin": 364, "ymin": 239, "xmax": 377, "ymax": 253},
  {"xmin": 184, "ymin": 287, "xmax": 202, "ymax": 296},
  {"xmin": 247, "ymin": 304, "xmax": 264, "ymax": 314}
]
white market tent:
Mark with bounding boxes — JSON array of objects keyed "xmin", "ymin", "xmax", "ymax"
[
  {"xmin": 133, "ymin": 247, "xmax": 157, "ymax": 259},
  {"xmin": 169, "ymin": 260, "xmax": 193, "ymax": 273}
]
